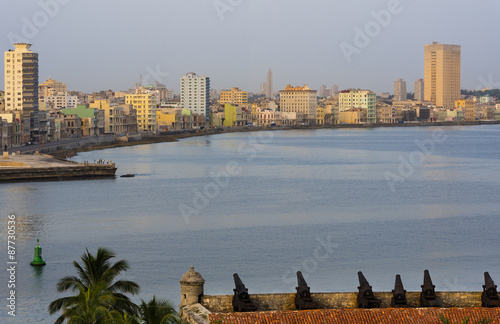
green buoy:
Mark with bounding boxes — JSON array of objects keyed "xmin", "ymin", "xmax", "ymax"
[{"xmin": 30, "ymin": 239, "xmax": 46, "ymax": 266}]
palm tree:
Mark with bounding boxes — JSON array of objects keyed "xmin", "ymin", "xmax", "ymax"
[
  {"xmin": 139, "ymin": 296, "xmax": 178, "ymax": 324},
  {"xmin": 438, "ymin": 315, "xmax": 493, "ymax": 324},
  {"xmin": 48, "ymin": 247, "xmax": 140, "ymax": 323}
]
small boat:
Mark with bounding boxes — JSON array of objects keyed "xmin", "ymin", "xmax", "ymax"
[{"xmin": 120, "ymin": 174, "xmax": 135, "ymax": 178}]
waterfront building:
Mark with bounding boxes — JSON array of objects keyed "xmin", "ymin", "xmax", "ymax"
[
  {"xmin": 39, "ymin": 77, "xmax": 67, "ymax": 98},
  {"xmin": 180, "ymin": 72, "xmax": 210, "ymax": 123},
  {"xmin": 156, "ymin": 109, "xmax": 177, "ymax": 132},
  {"xmin": 125, "ymin": 91, "xmax": 157, "ymax": 132},
  {"xmin": 338, "ymin": 108, "xmax": 367, "ymax": 124},
  {"xmin": 219, "ymin": 87, "xmax": 248, "ymax": 106},
  {"xmin": 424, "ymin": 42, "xmax": 461, "ymax": 108},
  {"xmin": 455, "ymin": 100, "xmax": 476, "ymax": 121},
  {"xmin": 338, "ymin": 89, "xmax": 376, "ymax": 123},
  {"xmin": 4, "ymin": 43, "xmax": 39, "ymax": 139},
  {"xmin": 279, "ymin": 85, "xmax": 317, "ymax": 124},
  {"xmin": 223, "ymin": 104, "xmax": 248, "ymax": 127},
  {"xmin": 414, "ymin": 79, "xmax": 424, "ymax": 101},
  {"xmin": 394, "ymin": 79, "xmax": 407, "ymax": 102}
]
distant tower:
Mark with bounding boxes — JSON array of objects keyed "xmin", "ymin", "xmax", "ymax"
[
  {"xmin": 330, "ymin": 84, "xmax": 339, "ymax": 96},
  {"xmin": 180, "ymin": 266, "xmax": 205, "ymax": 309},
  {"xmin": 414, "ymin": 79, "xmax": 424, "ymax": 101},
  {"xmin": 265, "ymin": 69, "xmax": 273, "ymax": 98},
  {"xmin": 394, "ymin": 78, "xmax": 407, "ymax": 101}
]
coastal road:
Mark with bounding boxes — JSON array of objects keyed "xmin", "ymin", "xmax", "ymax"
[{"xmin": 4, "ymin": 137, "xmax": 100, "ymax": 154}]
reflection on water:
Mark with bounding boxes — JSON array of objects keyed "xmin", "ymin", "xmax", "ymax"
[{"xmin": 0, "ymin": 126, "xmax": 499, "ymax": 322}]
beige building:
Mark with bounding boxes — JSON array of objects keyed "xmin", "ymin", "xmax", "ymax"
[
  {"xmin": 424, "ymin": 42, "xmax": 461, "ymax": 108},
  {"xmin": 394, "ymin": 79, "xmax": 407, "ymax": 102},
  {"xmin": 219, "ymin": 87, "xmax": 248, "ymax": 106},
  {"xmin": 39, "ymin": 77, "xmax": 67, "ymax": 98},
  {"xmin": 414, "ymin": 79, "xmax": 424, "ymax": 101},
  {"xmin": 125, "ymin": 91, "xmax": 158, "ymax": 132},
  {"xmin": 4, "ymin": 43, "xmax": 39, "ymax": 136},
  {"xmin": 338, "ymin": 108, "xmax": 367, "ymax": 124},
  {"xmin": 89, "ymin": 100, "xmax": 129, "ymax": 134},
  {"xmin": 338, "ymin": 89, "xmax": 376, "ymax": 123},
  {"xmin": 279, "ymin": 85, "xmax": 317, "ymax": 124}
]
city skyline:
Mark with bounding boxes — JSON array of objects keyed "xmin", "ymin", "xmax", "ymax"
[{"xmin": 1, "ymin": 0, "xmax": 499, "ymax": 94}]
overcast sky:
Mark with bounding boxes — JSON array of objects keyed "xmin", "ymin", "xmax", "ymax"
[{"xmin": 2, "ymin": 0, "xmax": 499, "ymax": 94}]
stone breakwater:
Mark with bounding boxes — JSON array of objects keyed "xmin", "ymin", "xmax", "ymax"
[{"xmin": 0, "ymin": 153, "xmax": 116, "ymax": 182}]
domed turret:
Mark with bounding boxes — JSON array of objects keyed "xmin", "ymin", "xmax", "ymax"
[{"xmin": 180, "ymin": 266, "xmax": 205, "ymax": 307}]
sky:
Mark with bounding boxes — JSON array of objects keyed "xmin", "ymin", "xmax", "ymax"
[{"xmin": 1, "ymin": 0, "xmax": 499, "ymax": 94}]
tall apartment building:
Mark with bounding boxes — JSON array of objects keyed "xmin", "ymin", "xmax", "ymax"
[
  {"xmin": 180, "ymin": 72, "xmax": 210, "ymax": 121},
  {"xmin": 338, "ymin": 89, "xmax": 376, "ymax": 123},
  {"xmin": 125, "ymin": 91, "xmax": 157, "ymax": 132},
  {"xmin": 424, "ymin": 42, "xmax": 461, "ymax": 108},
  {"xmin": 219, "ymin": 87, "xmax": 248, "ymax": 105},
  {"xmin": 39, "ymin": 77, "xmax": 67, "ymax": 98},
  {"xmin": 265, "ymin": 69, "xmax": 273, "ymax": 98},
  {"xmin": 394, "ymin": 79, "xmax": 407, "ymax": 101},
  {"xmin": 414, "ymin": 79, "xmax": 424, "ymax": 101},
  {"xmin": 4, "ymin": 43, "xmax": 39, "ymax": 136},
  {"xmin": 279, "ymin": 85, "xmax": 317, "ymax": 124}
]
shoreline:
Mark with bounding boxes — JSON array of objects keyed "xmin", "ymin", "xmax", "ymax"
[{"xmin": 50, "ymin": 120, "xmax": 500, "ymax": 159}]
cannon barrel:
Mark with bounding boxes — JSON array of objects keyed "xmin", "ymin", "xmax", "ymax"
[
  {"xmin": 296, "ymin": 271, "xmax": 311, "ymax": 298},
  {"xmin": 295, "ymin": 271, "xmax": 317, "ymax": 310},
  {"xmin": 391, "ymin": 274, "xmax": 407, "ymax": 307},
  {"xmin": 358, "ymin": 271, "xmax": 373, "ymax": 297},
  {"xmin": 484, "ymin": 272, "xmax": 498, "ymax": 298},
  {"xmin": 233, "ymin": 273, "xmax": 249, "ymax": 300},
  {"xmin": 421, "ymin": 269, "xmax": 436, "ymax": 298}
]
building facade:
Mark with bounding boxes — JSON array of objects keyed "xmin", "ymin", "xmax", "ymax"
[
  {"xmin": 424, "ymin": 42, "xmax": 461, "ymax": 108},
  {"xmin": 279, "ymin": 85, "xmax": 317, "ymax": 124},
  {"xmin": 180, "ymin": 72, "xmax": 210, "ymax": 123},
  {"xmin": 338, "ymin": 89, "xmax": 376, "ymax": 123},
  {"xmin": 39, "ymin": 77, "xmax": 67, "ymax": 98},
  {"xmin": 4, "ymin": 43, "xmax": 39, "ymax": 139},
  {"xmin": 414, "ymin": 79, "xmax": 424, "ymax": 101},
  {"xmin": 219, "ymin": 87, "xmax": 248, "ymax": 106},
  {"xmin": 394, "ymin": 79, "xmax": 407, "ymax": 102},
  {"xmin": 125, "ymin": 92, "xmax": 157, "ymax": 132}
]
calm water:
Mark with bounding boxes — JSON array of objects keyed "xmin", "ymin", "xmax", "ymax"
[{"xmin": 1, "ymin": 125, "xmax": 500, "ymax": 322}]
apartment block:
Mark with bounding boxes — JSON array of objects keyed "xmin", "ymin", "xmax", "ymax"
[
  {"xmin": 279, "ymin": 85, "xmax": 317, "ymax": 124},
  {"xmin": 220, "ymin": 87, "xmax": 248, "ymax": 106},
  {"xmin": 180, "ymin": 72, "xmax": 210, "ymax": 122},
  {"xmin": 338, "ymin": 89, "xmax": 376, "ymax": 123}
]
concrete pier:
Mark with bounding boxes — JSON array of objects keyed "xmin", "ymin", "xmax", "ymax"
[{"xmin": 0, "ymin": 153, "xmax": 116, "ymax": 182}]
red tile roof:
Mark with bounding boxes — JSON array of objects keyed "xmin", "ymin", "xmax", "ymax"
[{"xmin": 209, "ymin": 307, "xmax": 500, "ymax": 323}]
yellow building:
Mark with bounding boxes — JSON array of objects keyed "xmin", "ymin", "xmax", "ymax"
[
  {"xmin": 39, "ymin": 77, "xmax": 67, "ymax": 98},
  {"xmin": 316, "ymin": 106, "xmax": 325, "ymax": 125},
  {"xmin": 338, "ymin": 108, "xmax": 367, "ymax": 124},
  {"xmin": 424, "ymin": 42, "xmax": 461, "ymax": 108},
  {"xmin": 89, "ymin": 100, "xmax": 127, "ymax": 134},
  {"xmin": 455, "ymin": 100, "xmax": 475, "ymax": 121},
  {"xmin": 279, "ymin": 85, "xmax": 317, "ymax": 124},
  {"xmin": 125, "ymin": 92, "xmax": 157, "ymax": 132},
  {"xmin": 156, "ymin": 110, "xmax": 176, "ymax": 132},
  {"xmin": 220, "ymin": 87, "xmax": 248, "ymax": 105}
]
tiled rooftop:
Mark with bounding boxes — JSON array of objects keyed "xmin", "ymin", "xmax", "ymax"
[{"xmin": 209, "ymin": 307, "xmax": 500, "ymax": 324}]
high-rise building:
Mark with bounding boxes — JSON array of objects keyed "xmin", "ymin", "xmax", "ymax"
[
  {"xmin": 319, "ymin": 85, "xmax": 328, "ymax": 98},
  {"xmin": 279, "ymin": 85, "xmax": 317, "ymax": 124},
  {"xmin": 39, "ymin": 77, "xmax": 67, "ymax": 98},
  {"xmin": 338, "ymin": 89, "xmax": 376, "ymax": 123},
  {"xmin": 4, "ymin": 43, "xmax": 39, "ymax": 137},
  {"xmin": 394, "ymin": 79, "xmax": 407, "ymax": 101},
  {"xmin": 414, "ymin": 79, "xmax": 424, "ymax": 101},
  {"xmin": 180, "ymin": 72, "xmax": 210, "ymax": 121},
  {"xmin": 424, "ymin": 42, "xmax": 461, "ymax": 108},
  {"xmin": 330, "ymin": 85, "xmax": 339, "ymax": 96},
  {"xmin": 220, "ymin": 87, "xmax": 248, "ymax": 106},
  {"xmin": 265, "ymin": 69, "xmax": 273, "ymax": 98}
]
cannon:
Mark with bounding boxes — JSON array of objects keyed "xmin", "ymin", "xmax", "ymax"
[
  {"xmin": 232, "ymin": 273, "xmax": 257, "ymax": 312},
  {"xmin": 357, "ymin": 271, "xmax": 381, "ymax": 308},
  {"xmin": 391, "ymin": 274, "xmax": 408, "ymax": 307},
  {"xmin": 420, "ymin": 269, "xmax": 440, "ymax": 307},
  {"xmin": 295, "ymin": 271, "xmax": 318, "ymax": 310},
  {"xmin": 482, "ymin": 272, "xmax": 500, "ymax": 307}
]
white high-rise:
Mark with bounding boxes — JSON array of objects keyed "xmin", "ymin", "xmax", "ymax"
[
  {"xmin": 180, "ymin": 72, "xmax": 211, "ymax": 120},
  {"xmin": 4, "ymin": 43, "xmax": 39, "ymax": 133}
]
